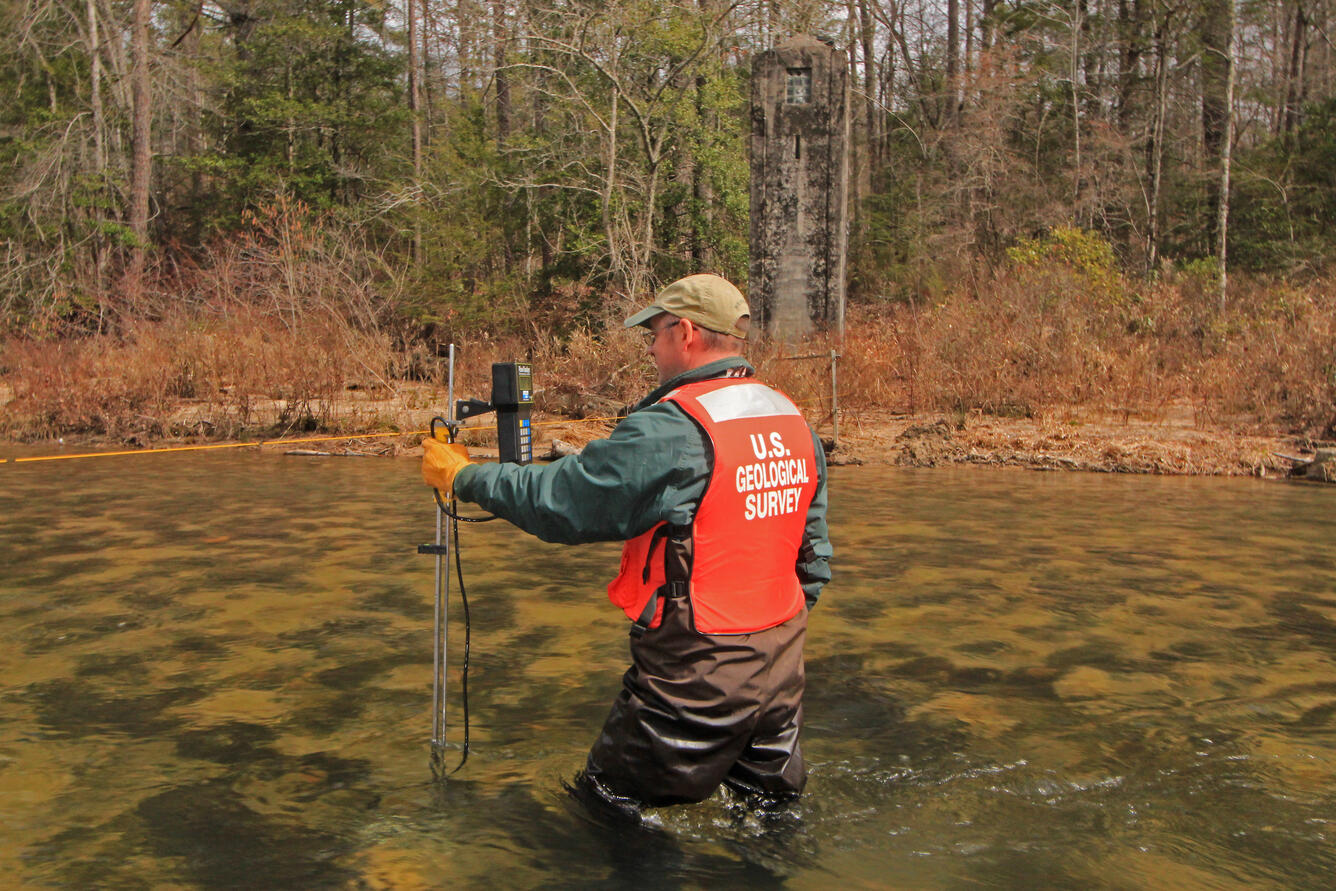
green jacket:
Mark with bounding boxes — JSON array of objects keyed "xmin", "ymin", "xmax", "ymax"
[{"xmin": 454, "ymin": 357, "xmax": 832, "ymax": 607}]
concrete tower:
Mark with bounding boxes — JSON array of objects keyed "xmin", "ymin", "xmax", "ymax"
[{"xmin": 749, "ymin": 36, "xmax": 850, "ymax": 342}]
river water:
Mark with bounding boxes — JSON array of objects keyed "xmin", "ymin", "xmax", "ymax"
[{"xmin": 1, "ymin": 453, "xmax": 1334, "ymax": 888}]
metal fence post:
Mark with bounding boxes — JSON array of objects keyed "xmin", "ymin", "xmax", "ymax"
[{"xmin": 830, "ymin": 349, "xmax": 839, "ymax": 449}]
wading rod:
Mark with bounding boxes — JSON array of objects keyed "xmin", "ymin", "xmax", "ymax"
[{"xmin": 430, "ymin": 344, "xmax": 456, "ymax": 759}]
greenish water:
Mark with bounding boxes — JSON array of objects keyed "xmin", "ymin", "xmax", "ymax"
[{"xmin": 1, "ymin": 454, "xmax": 1334, "ymax": 888}]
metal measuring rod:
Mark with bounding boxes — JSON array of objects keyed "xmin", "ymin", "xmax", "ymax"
[
  {"xmin": 418, "ymin": 353, "xmax": 535, "ymax": 775},
  {"xmin": 416, "ymin": 344, "xmax": 458, "ymax": 767}
]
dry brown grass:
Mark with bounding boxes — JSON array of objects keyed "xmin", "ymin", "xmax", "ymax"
[
  {"xmin": 757, "ymin": 267, "xmax": 1335, "ymax": 441},
  {"xmin": 1, "ymin": 216, "xmax": 1332, "ymax": 448},
  {"xmin": 1, "ymin": 308, "xmax": 397, "ymax": 441},
  {"xmin": 1, "ymin": 199, "xmax": 403, "ymax": 442}
]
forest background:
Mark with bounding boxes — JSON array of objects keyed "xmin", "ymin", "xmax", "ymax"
[{"xmin": 2, "ymin": 0, "xmax": 1334, "ymax": 451}]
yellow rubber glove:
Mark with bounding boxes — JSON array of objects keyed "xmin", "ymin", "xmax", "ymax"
[{"xmin": 421, "ymin": 438, "xmax": 472, "ymax": 492}]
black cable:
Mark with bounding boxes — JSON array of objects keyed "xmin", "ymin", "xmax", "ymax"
[
  {"xmin": 450, "ymin": 512, "xmax": 470, "ymax": 774},
  {"xmin": 427, "ymin": 418, "xmax": 485, "ymax": 775},
  {"xmin": 433, "ymin": 488, "xmax": 500, "ymax": 522}
]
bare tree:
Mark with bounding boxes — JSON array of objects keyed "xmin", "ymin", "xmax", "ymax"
[
  {"xmin": 1282, "ymin": 0, "xmax": 1309, "ymax": 135},
  {"xmin": 493, "ymin": 0, "xmax": 511, "ymax": 146},
  {"xmin": 947, "ymin": 0, "xmax": 959, "ymax": 118},
  {"xmin": 502, "ymin": 0, "xmax": 745, "ymax": 294},
  {"xmin": 409, "ymin": 0, "xmax": 423, "ymax": 259},
  {"xmin": 1117, "ymin": 0, "xmax": 1145, "ymax": 127},
  {"xmin": 1215, "ymin": 0, "xmax": 1236, "ymax": 308},
  {"xmin": 859, "ymin": 0, "xmax": 876, "ymax": 167},
  {"xmin": 128, "ymin": 0, "xmax": 152, "ymax": 286},
  {"xmin": 1146, "ymin": 0, "xmax": 1170, "ymax": 271}
]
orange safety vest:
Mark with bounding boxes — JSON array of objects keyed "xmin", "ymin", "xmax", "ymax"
[{"xmin": 607, "ymin": 377, "xmax": 819, "ymax": 634}]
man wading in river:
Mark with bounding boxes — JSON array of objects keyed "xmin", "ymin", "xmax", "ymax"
[{"xmin": 421, "ymin": 274, "xmax": 832, "ymax": 814}]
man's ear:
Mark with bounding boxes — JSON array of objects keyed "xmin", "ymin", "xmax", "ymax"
[{"xmin": 678, "ymin": 317, "xmax": 696, "ymax": 346}]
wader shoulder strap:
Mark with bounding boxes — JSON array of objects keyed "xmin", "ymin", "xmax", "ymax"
[
  {"xmin": 640, "ymin": 523, "xmax": 674, "ymax": 582},
  {"xmin": 630, "ymin": 580, "xmax": 688, "ymax": 636},
  {"xmin": 630, "ymin": 523, "xmax": 691, "ymax": 637}
]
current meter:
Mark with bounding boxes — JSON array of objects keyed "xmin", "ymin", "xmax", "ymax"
[
  {"xmin": 455, "ymin": 361, "xmax": 534, "ymax": 464},
  {"xmin": 421, "ymin": 351, "xmax": 538, "ymax": 777}
]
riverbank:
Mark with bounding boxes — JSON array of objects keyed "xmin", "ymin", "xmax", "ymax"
[
  {"xmin": 829, "ymin": 405, "xmax": 1299, "ymax": 477},
  {"xmin": 1, "ymin": 383, "xmax": 1312, "ymax": 480},
  {"xmin": 515, "ymin": 401, "xmax": 1300, "ymax": 478},
  {"xmin": 3, "ymin": 272, "xmax": 1331, "ymax": 478}
]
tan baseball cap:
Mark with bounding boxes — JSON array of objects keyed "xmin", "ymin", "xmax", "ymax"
[{"xmin": 624, "ymin": 274, "xmax": 750, "ymax": 338}]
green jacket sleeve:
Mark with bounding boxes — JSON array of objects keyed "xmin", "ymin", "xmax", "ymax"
[
  {"xmin": 453, "ymin": 402, "xmax": 709, "ymax": 545},
  {"xmin": 799, "ymin": 427, "xmax": 833, "ymax": 609},
  {"xmin": 453, "ymin": 365, "xmax": 832, "ymax": 608}
]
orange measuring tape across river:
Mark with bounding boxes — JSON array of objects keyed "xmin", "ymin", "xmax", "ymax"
[{"xmin": 0, "ymin": 416, "xmax": 630, "ymax": 465}]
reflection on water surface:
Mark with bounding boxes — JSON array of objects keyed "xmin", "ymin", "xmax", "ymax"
[{"xmin": 1, "ymin": 455, "xmax": 1334, "ymax": 888}]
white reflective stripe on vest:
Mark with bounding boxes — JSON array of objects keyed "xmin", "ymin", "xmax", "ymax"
[{"xmin": 694, "ymin": 382, "xmax": 802, "ymax": 423}]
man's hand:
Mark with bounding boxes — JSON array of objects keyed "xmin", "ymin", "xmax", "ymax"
[{"xmin": 422, "ymin": 438, "xmax": 472, "ymax": 492}]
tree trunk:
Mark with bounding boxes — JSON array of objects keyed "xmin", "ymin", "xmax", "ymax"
[
  {"xmin": 1271, "ymin": 1, "xmax": 1287, "ymax": 134},
  {"xmin": 1117, "ymin": 0, "xmax": 1143, "ymax": 127},
  {"xmin": 494, "ymin": 0, "xmax": 510, "ymax": 147},
  {"xmin": 87, "ymin": 0, "xmax": 107, "ymax": 299},
  {"xmin": 409, "ymin": 0, "xmax": 422, "ymax": 173},
  {"xmin": 183, "ymin": 3, "xmax": 204, "ymax": 208},
  {"xmin": 965, "ymin": 0, "xmax": 974, "ymax": 90},
  {"xmin": 1282, "ymin": 2, "xmax": 1308, "ymax": 136},
  {"xmin": 88, "ymin": 0, "xmax": 105, "ymax": 173},
  {"xmin": 845, "ymin": 0, "xmax": 863, "ymax": 210},
  {"xmin": 1071, "ymin": 0, "xmax": 1082, "ymax": 213},
  {"xmin": 409, "ymin": 0, "xmax": 422, "ymax": 259},
  {"xmin": 859, "ymin": 0, "xmax": 876, "ymax": 166},
  {"xmin": 420, "ymin": 0, "xmax": 433, "ymax": 142},
  {"xmin": 948, "ymin": 0, "xmax": 960, "ymax": 118},
  {"xmin": 691, "ymin": 74, "xmax": 714, "ymax": 268},
  {"xmin": 1201, "ymin": 0, "xmax": 1230, "ymax": 249},
  {"xmin": 880, "ymin": 1, "xmax": 898, "ymax": 168},
  {"xmin": 285, "ymin": 64, "xmax": 295, "ymax": 175},
  {"xmin": 603, "ymin": 89, "xmax": 621, "ymax": 288},
  {"xmin": 1080, "ymin": 0, "xmax": 1096, "ymax": 100},
  {"xmin": 1216, "ymin": 0, "xmax": 1236, "ymax": 310},
  {"xmin": 637, "ymin": 146, "xmax": 663, "ymax": 296},
  {"xmin": 1146, "ymin": 15, "xmax": 1168, "ymax": 273},
  {"xmin": 221, "ymin": 1, "xmax": 258, "ymax": 61},
  {"xmin": 129, "ymin": 0, "xmax": 152, "ymax": 285}
]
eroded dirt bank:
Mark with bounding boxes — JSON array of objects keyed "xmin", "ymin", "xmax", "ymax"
[
  {"xmin": 826, "ymin": 407, "xmax": 1304, "ymax": 478},
  {"xmin": 5, "ymin": 417, "xmax": 1314, "ymax": 482},
  {"xmin": 514, "ymin": 403, "xmax": 1311, "ymax": 480},
  {"xmin": 0, "ymin": 376, "xmax": 1322, "ymax": 480}
]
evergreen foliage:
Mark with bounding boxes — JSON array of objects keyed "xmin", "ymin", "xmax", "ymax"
[{"xmin": 1, "ymin": 0, "xmax": 1333, "ymax": 337}]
